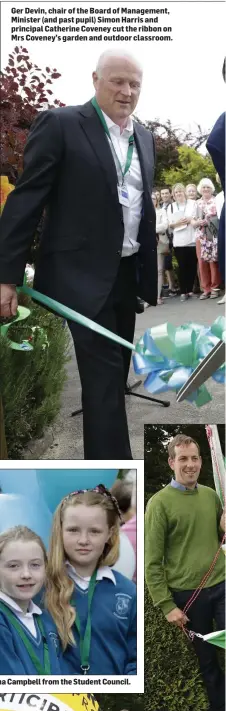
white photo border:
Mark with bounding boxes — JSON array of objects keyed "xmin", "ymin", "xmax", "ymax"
[{"xmin": 0, "ymin": 460, "xmax": 144, "ymax": 693}]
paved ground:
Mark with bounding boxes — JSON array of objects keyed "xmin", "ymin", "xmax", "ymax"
[{"xmin": 40, "ymin": 293, "xmax": 225, "ymax": 460}]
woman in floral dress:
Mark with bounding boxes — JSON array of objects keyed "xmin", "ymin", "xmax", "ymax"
[{"xmin": 192, "ymin": 178, "xmax": 221, "ymax": 299}]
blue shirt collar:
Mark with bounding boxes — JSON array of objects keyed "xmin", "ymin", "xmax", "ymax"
[{"xmin": 171, "ymin": 477, "xmax": 198, "ymax": 491}]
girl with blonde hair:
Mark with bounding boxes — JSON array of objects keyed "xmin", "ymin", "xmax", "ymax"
[
  {"xmin": 0, "ymin": 525, "xmax": 62, "ymax": 674},
  {"xmin": 45, "ymin": 484, "xmax": 137, "ymax": 675}
]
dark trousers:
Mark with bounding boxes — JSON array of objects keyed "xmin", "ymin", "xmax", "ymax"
[
  {"xmin": 218, "ymin": 205, "xmax": 225, "ymax": 283},
  {"xmin": 173, "ymin": 581, "xmax": 225, "ymax": 711},
  {"xmin": 174, "ymin": 246, "xmax": 197, "ymax": 294},
  {"xmin": 68, "ymin": 255, "xmax": 137, "ymax": 459}
]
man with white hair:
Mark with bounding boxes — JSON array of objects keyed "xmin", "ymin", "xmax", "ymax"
[
  {"xmin": 192, "ymin": 178, "xmax": 221, "ymax": 299},
  {"xmin": 0, "ymin": 50, "xmax": 157, "ymax": 459}
]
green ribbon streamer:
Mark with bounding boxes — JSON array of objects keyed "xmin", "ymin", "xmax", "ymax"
[
  {"xmin": 1, "ymin": 285, "xmax": 224, "ymax": 412},
  {"xmin": 19, "ymin": 285, "xmax": 135, "ymax": 352}
]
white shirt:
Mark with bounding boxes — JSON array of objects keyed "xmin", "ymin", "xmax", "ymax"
[
  {"xmin": 102, "ymin": 111, "xmax": 143, "ymax": 257},
  {"xmin": 112, "ymin": 531, "xmax": 136, "ymax": 581},
  {"xmin": 65, "ymin": 561, "xmax": 116, "ymax": 590},
  {"xmin": 155, "ymin": 207, "xmax": 168, "ymax": 234},
  {"xmin": 167, "ymin": 199, "xmax": 198, "ymax": 247},
  {"xmin": 0, "ymin": 591, "xmax": 42, "ymax": 637}
]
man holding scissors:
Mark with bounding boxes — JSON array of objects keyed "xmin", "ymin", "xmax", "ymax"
[{"xmin": 0, "ymin": 50, "xmax": 157, "ymax": 458}]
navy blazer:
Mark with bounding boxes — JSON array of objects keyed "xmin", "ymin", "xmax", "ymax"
[
  {"xmin": 0, "ymin": 101, "xmax": 157, "ymax": 316},
  {"xmin": 206, "ymin": 112, "xmax": 225, "ymax": 281}
]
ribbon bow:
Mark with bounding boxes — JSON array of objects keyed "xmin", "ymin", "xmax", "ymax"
[
  {"xmin": 0, "ymin": 306, "xmax": 33, "ymax": 351},
  {"xmin": 0, "ymin": 306, "xmax": 49, "ymax": 352},
  {"xmin": 133, "ymin": 317, "xmax": 225, "ymax": 407}
]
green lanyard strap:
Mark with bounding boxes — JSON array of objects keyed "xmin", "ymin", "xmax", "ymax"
[
  {"xmin": 91, "ymin": 96, "xmax": 134, "ymax": 184},
  {"xmin": 71, "ymin": 568, "xmax": 97, "ymax": 674},
  {"xmin": 0, "ymin": 602, "xmax": 51, "ymax": 675}
]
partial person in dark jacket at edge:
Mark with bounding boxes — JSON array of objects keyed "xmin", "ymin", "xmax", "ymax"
[
  {"xmin": 0, "ymin": 50, "xmax": 157, "ymax": 460},
  {"xmin": 206, "ymin": 58, "xmax": 225, "ymax": 304}
]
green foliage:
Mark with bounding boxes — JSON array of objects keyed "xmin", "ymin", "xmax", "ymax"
[
  {"xmin": 135, "ymin": 117, "xmax": 214, "ymax": 189},
  {"xmin": 0, "ymin": 296, "xmax": 71, "ymax": 458},
  {"xmin": 95, "ymin": 695, "xmax": 143, "ymax": 711},
  {"xmin": 161, "ymin": 145, "xmax": 217, "ymax": 190},
  {"xmin": 145, "ymin": 588, "xmax": 208, "ymax": 711}
]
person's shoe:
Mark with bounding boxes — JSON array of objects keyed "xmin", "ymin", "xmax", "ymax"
[
  {"xmin": 180, "ymin": 294, "xmax": 188, "ymax": 302},
  {"xmin": 157, "ymin": 298, "xmax": 164, "ymax": 305},
  {"xmin": 135, "ymin": 297, "xmax": 145, "ymax": 313},
  {"xmin": 210, "ymin": 288, "xmax": 221, "ymax": 299},
  {"xmin": 200, "ymin": 292, "xmax": 211, "ymax": 300},
  {"xmin": 218, "ymin": 294, "xmax": 226, "ymax": 304},
  {"xmin": 168, "ymin": 289, "xmax": 178, "ymax": 297},
  {"xmin": 188, "ymin": 292, "xmax": 194, "ymax": 297}
]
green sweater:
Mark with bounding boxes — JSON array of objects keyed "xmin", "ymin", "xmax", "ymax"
[{"xmin": 145, "ymin": 483, "xmax": 225, "ymax": 616}]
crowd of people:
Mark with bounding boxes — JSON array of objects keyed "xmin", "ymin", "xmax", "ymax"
[{"xmin": 152, "ymin": 178, "xmax": 225, "ymax": 305}]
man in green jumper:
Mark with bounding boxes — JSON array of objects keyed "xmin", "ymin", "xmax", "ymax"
[{"xmin": 145, "ymin": 434, "xmax": 225, "ymax": 711}]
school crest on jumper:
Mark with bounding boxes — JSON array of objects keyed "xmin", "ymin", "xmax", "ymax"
[
  {"xmin": 48, "ymin": 630, "xmax": 60, "ymax": 654},
  {"xmin": 114, "ymin": 592, "xmax": 131, "ymax": 618}
]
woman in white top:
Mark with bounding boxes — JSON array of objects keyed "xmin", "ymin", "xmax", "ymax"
[
  {"xmin": 152, "ymin": 193, "xmax": 169, "ymax": 305},
  {"xmin": 167, "ymin": 183, "xmax": 198, "ymax": 302}
]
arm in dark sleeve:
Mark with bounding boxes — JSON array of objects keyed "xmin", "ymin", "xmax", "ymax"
[
  {"xmin": 0, "ymin": 110, "xmax": 63, "ymax": 284},
  {"xmin": 0, "ymin": 622, "xmax": 27, "ymax": 673},
  {"xmin": 206, "ymin": 113, "xmax": 225, "ymax": 193},
  {"xmin": 152, "ymin": 133, "xmax": 156, "ymax": 165}
]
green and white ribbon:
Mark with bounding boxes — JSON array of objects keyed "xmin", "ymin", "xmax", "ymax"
[
  {"xmin": 20, "ymin": 284, "xmax": 135, "ymax": 351},
  {"xmin": 192, "ymin": 628, "xmax": 225, "ymax": 650}
]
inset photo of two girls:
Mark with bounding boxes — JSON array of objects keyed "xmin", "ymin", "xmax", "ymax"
[{"xmin": 0, "ymin": 466, "xmax": 142, "ymax": 690}]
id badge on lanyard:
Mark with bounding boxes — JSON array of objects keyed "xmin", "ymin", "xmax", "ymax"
[
  {"xmin": 91, "ymin": 97, "xmax": 133, "ymax": 210},
  {"xmin": 117, "ymin": 184, "xmax": 130, "ymax": 207}
]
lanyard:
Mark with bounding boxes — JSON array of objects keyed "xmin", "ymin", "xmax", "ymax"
[
  {"xmin": 91, "ymin": 96, "xmax": 134, "ymax": 185},
  {"xmin": 0, "ymin": 601, "xmax": 51, "ymax": 674},
  {"xmin": 176, "ymin": 201, "xmax": 187, "ymax": 214},
  {"xmin": 71, "ymin": 568, "xmax": 97, "ymax": 674}
]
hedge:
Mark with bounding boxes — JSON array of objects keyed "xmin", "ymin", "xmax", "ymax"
[
  {"xmin": 0, "ymin": 294, "xmax": 71, "ymax": 458},
  {"xmin": 144, "ymin": 586, "xmax": 210, "ymax": 711},
  {"xmin": 95, "ymin": 695, "xmax": 143, "ymax": 711}
]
